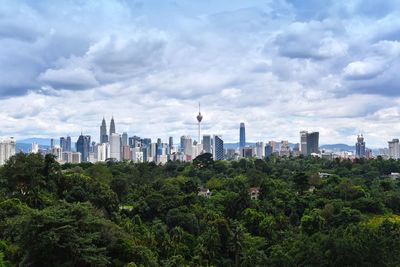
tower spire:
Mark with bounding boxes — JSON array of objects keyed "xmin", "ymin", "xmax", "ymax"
[{"xmin": 196, "ymin": 102, "xmax": 203, "ymax": 144}]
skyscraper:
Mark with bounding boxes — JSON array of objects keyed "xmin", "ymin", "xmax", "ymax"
[
  {"xmin": 255, "ymin": 142, "xmax": 265, "ymax": 159},
  {"xmin": 239, "ymin": 122, "xmax": 246, "ymax": 148},
  {"xmin": 307, "ymin": 132, "xmax": 319, "ymax": 154},
  {"xmin": 100, "ymin": 117, "xmax": 108, "ymax": 143},
  {"xmin": 0, "ymin": 138, "xmax": 16, "ymax": 165},
  {"xmin": 265, "ymin": 144, "xmax": 273, "ymax": 157},
  {"xmin": 213, "ymin": 135, "xmax": 224, "ymax": 160},
  {"xmin": 50, "ymin": 138, "xmax": 55, "ymax": 149},
  {"xmin": 202, "ymin": 135, "xmax": 212, "ymax": 154},
  {"xmin": 109, "ymin": 117, "xmax": 116, "ymax": 136},
  {"xmin": 300, "ymin": 131, "xmax": 320, "ymax": 155},
  {"xmin": 76, "ymin": 134, "xmax": 90, "ymax": 162},
  {"xmin": 109, "ymin": 133, "xmax": 121, "ymax": 161},
  {"xmin": 388, "ymin": 139, "xmax": 400, "ymax": 159},
  {"xmin": 122, "ymin": 132, "xmax": 128, "ymax": 146},
  {"xmin": 60, "ymin": 137, "xmax": 67, "ymax": 151},
  {"xmin": 180, "ymin": 136, "xmax": 193, "ymax": 161},
  {"xmin": 169, "ymin": 136, "xmax": 173, "ymax": 149},
  {"xmin": 66, "ymin": 136, "xmax": 72, "ymax": 152},
  {"xmin": 355, "ymin": 134, "xmax": 366, "ymax": 158}
]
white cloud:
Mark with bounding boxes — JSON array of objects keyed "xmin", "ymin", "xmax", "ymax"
[{"xmin": 1, "ymin": 0, "xmax": 400, "ymax": 148}]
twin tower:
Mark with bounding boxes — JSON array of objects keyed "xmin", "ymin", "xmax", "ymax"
[{"xmin": 100, "ymin": 117, "xmax": 116, "ymax": 144}]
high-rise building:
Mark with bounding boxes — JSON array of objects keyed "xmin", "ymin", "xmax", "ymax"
[
  {"xmin": 60, "ymin": 137, "xmax": 67, "ymax": 151},
  {"xmin": 202, "ymin": 135, "xmax": 212, "ymax": 154},
  {"xmin": 213, "ymin": 135, "xmax": 224, "ymax": 160},
  {"xmin": 169, "ymin": 137, "xmax": 174, "ymax": 149},
  {"xmin": 51, "ymin": 145, "xmax": 62, "ymax": 161},
  {"xmin": 109, "ymin": 133, "xmax": 121, "ymax": 161},
  {"xmin": 300, "ymin": 131, "xmax": 319, "ymax": 155},
  {"xmin": 100, "ymin": 117, "xmax": 108, "ymax": 144},
  {"xmin": 300, "ymin": 131, "xmax": 308, "ymax": 155},
  {"xmin": 388, "ymin": 139, "xmax": 400, "ymax": 159},
  {"xmin": 355, "ymin": 134, "xmax": 366, "ymax": 158},
  {"xmin": 255, "ymin": 142, "xmax": 265, "ymax": 159},
  {"xmin": 0, "ymin": 138, "xmax": 16, "ymax": 165},
  {"xmin": 129, "ymin": 136, "xmax": 141, "ymax": 148},
  {"xmin": 95, "ymin": 143, "xmax": 110, "ymax": 162},
  {"xmin": 122, "ymin": 145, "xmax": 131, "ymax": 161},
  {"xmin": 239, "ymin": 122, "xmax": 246, "ymax": 148},
  {"xmin": 66, "ymin": 136, "xmax": 72, "ymax": 152},
  {"xmin": 50, "ymin": 138, "xmax": 55, "ymax": 149},
  {"xmin": 109, "ymin": 117, "xmax": 116, "ymax": 136},
  {"xmin": 76, "ymin": 134, "xmax": 90, "ymax": 162},
  {"xmin": 180, "ymin": 136, "xmax": 193, "ymax": 161},
  {"xmin": 122, "ymin": 132, "xmax": 128, "ymax": 146},
  {"xmin": 31, "ymin": 142, "xmax": 39, "ymax": 153},
  {"xmin": 265, "ymin": 144, "xmax": 273, "ymax": 157},
  {"xmin": 62, "ymin": 151, "xmax": 81, "ymax": 164}
]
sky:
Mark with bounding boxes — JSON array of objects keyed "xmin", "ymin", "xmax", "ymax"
[{"xmin": 1, "ymin": 0, "xmax": 400, "ymax": 147}]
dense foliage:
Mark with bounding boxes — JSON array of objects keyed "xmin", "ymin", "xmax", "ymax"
[{"xmin": 1, "ymin": 152, "xmax": 400, "ymax": 266}]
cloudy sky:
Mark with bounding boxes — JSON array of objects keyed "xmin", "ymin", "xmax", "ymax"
[{"xmin": 1, "ymin": 0, "xmax": 400, "ymax": 147}]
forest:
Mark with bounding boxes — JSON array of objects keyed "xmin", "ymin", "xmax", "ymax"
[{"xmin": 1, "ymin": 152, "xmax": 400, "ymax": 266}]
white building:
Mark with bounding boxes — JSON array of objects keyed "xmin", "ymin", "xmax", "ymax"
[
  {"xmin": 109, "ymin": 133, "xmax": 121, "ymax": 161},
  {"xmin": 0, "ymin": 138, "xmax": 16, "ymax": 165},
  {"xmin": 388, "ymin": 139, "xmax": 400, "ymax": 159},
  {"xmin": 95, "ymin": 143, "xmax": 110, "ymax": 162},
  {"xmin": 31, "ymin": 142, "xmax": 39, "ymax": 153},
  {"xmin": 51, "ymin": 145, "xmax": 63, "ymax": 161},
  {"xmin": 255, "ymin": 142, "xmax": 265, "ymax": 159},
  {"xmin": 61, "ymin": 151, "xmax": 81, "ymax": 164},
  {"xmin": 180, "ymin": 136, "xmax": 193, "ymax": 161},
  {"xmin": 131, "ymin": 147, "xmax": 143, "ymax": 163}
]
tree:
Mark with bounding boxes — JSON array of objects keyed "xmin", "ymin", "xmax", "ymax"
[{"xmin": 17, "ymin": 202, "xmax": 112, "ymax": 267}]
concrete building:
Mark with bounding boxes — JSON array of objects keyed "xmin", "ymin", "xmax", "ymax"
[
  {"xmin": 388, "ymin": 139, "xmax": 400, "ymax": 159},
  {"xmin": 213, "ymin": 135, "xmax": 224, "ymax": 160},
  {"xmin": 0, "ymin": 138, "xmax": 16, "ymax": 165},
  {"xmin": 109, "ymin": 133, "xmax": 121, "ymax": 161},
  {"xmin": 31, "ymin": 142, "xmax": 39, "ymax": 153},
  {"xmin": 255, "ymin": 142, "xmax": 265, "ymax": 159}
]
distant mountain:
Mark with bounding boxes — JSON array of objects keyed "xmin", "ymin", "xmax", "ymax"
[
  {"xmin": 320, "ymin": 144, "xmax": 355, "ymax": 152},
  {"xmin": 16, "ymin": 143, "xmax": 32, "ymax": 153},
  {"xmin": 18, "ymin": 138, "xmax": 51, "ymax": 146}
]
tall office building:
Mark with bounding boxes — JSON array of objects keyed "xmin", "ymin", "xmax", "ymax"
[
  {"xmin": 122, "ymin": 132, "xmax": 128, "ymax": 146},
  {"xmin": 213, "ymin": 135, "xmax": 224, "ymax": 160},
  {"xmin": 100, "ymin": 117, "xmax": 108, "ymax": 143},
  {"xmin": 388, "ymin": 139, "xmax": 400, "ymax": 159},
  {"xmin": 50, "ymin": 138, "xmax": 55, "ymax": 149},
  {"xmin": 129, "ymin": 136, "xmax": 142, "ymax": 148},
  {"xmin": 255, "ymin": 142, "xmax": 265, "ymax": 159},
  {"xmin": 265, "ymin": 144, "xmax": 273, "ymax": 157},
  {"xmin": 31, "ymin": 142, "xmax": 39, "ymax": 153},
  {"xmin": 76, "ymin": 134, "xmax": 90, "ymax": 162},
  {"xmin": 180, "ymin": 136, "xmax": 193, "ymax": 161},
  {"xmin": 300, "ymin": 131, "xmax": 320, "ymax": 155},
  {"xmin": 60, "ymin": 137, "xmax": 67, "ymax": 151},
  {"xmin": 202, "ymin": 135, "xmax": 212, "ymax": 154},
  {"xmin": 66, "ymin": 136, "xmax": 72, "ymax": 152},
  {"xmin": 109, "ymin": 117, "xmax": 116, "ymax": 136},
  {"xmin": 355, "ymin": 134, "xmax": 366, "ymax": 158},
  {"xmin": 169, "ymin": 137, "xmax": 173, "ymax": 149},
  {"xmin": 0, "ymin": 138, "xmax": 16, "ymax": 165},
  {"xmin": 95, "ymin": 143, "xmax": 110, "ymax": 162},
  {"xmin": 300, "ymin": 131, "xmax": 308, "ymax": 155},
  {"xmin": 239, "ymin": 122, "xmax": 246, "ymax": 148},
  {"xmin": 109, "ymin": 133, "xmax": 121, "ymax": 161}
]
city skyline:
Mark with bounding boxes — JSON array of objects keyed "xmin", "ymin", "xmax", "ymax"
[{"xmin": 1, "ymin": 1, "xmax": 400, "ymax": 147}]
